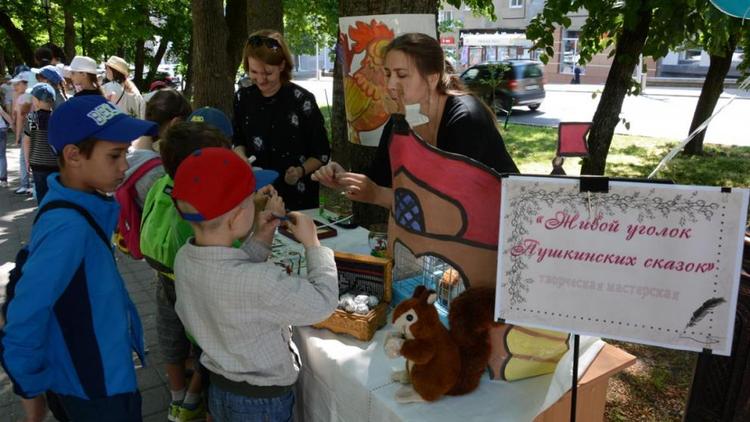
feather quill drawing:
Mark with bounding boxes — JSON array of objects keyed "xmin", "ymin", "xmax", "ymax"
[{"xmin": 685, "ymin": 297, "xmax": 726, "ymax": 328}]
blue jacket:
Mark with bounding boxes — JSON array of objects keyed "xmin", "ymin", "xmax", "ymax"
[{"xmin": 0, "ymin": 174, "xmax": 145, "ymax": 400}]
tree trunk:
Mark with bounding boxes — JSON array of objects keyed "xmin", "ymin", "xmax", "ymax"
[
  {"xmin": 684, "ymin": 35, "xmax": 739, "ymax": 156},
  {"xmin": 191, "ymin": 0, "xmax": 233, "ymax": 113},
  {"xmin": 334, "ymin": 0, "xmax": 438, "ymax": 227},
  {"xmin": 145, "ymin": 38, "xmax": 170, "ymax": 85},
  {"xmin": 63, "ymin": 3, "xmax": 75, "ymax": 64},
  {"xmin": 580, "ymin": 0, "xmax": 653, "ymax": 176},
  {"xmin": 0, "ymin": 10, "xmax": 34, "ymax": 65},
  {"xmin": 134, "ymin": 39, "xmax": 146, "ymax": 87},
  {"xmin": 240, "ymin": 0, "xmax": 284, "ymax": 75},
  {"xmin": 183, "ymin": 37, "xmax": 194, "ymax": 101},
  {"xmin": 226, "ymin": 0, "xmax": 249, "ymax": 79}
]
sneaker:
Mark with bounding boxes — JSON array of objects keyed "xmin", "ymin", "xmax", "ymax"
[
  {"xmin": 168, "ymin": 400, "xmax": 183, "ymax": 422},
  {"xmin": 14, "ymin": 186, "xmax": 28, "ymax": 194},
  {"xmin": 0, "ymin": 181, "xmax": 7, "ymax": 188},
  {"xmin": 177, "ymin": 400, "xmax": 207, "ymax": 422}
]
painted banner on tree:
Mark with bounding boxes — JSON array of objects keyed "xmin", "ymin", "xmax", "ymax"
[
  {"xmin": 495, "ymin": 176, "xmax": 749, "ymax": 355},
  {"xmin": 338, "ymin": 14, "xmax": 436, "ymax": 146}
]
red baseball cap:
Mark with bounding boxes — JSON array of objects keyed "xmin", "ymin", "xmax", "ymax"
[{"xmin": 172, "ymin": 148, "xmax": 255, "ymax": 222}]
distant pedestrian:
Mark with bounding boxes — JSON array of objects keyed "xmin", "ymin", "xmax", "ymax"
[
  {"xmin": 572, "ymin": 66, "xmax": 581, "ymax": 84},
  {"xmin": 103, "ymin": 56, "xmax": 145, "ymax": 118},
  {"xmin": 68, "ymin": 56, "xmax": 103, "ymax": 96}
]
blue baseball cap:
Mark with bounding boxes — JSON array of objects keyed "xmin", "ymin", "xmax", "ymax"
[
  {"xmin": 49, "ymin": 96, "xmax": 158, "ymax": 154},
  {"xmin": 253, "ymin": 169, "xmax": 279, "ymax": 190},
  {"xmin": 31, "ymin": 83, "xmax": 55, "ymax": 103},
  {"xmin": 188, "ymin": 107, "xmax": 233, "ymax": 138},
  {"xmin": 33, "ymin": 65, "xmax": 63, "ymax": 85}
]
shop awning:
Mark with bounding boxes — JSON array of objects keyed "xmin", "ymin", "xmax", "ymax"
[{"xmin": 460, "ymin": 32, "xmax": 533, "ymax": 47}]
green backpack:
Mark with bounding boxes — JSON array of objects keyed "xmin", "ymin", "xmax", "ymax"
[{"xmin": 139, "ymin": 175, "xmax": 193, "ymax": 277}]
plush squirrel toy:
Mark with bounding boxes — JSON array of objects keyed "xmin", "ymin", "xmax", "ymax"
[
  {"xmin": 385, "ymin": 286, "xmax": 501, "ymax": 402},
  {"xmin": 384, "ymin": 286, "xmax": 461, "ymax": 403}
]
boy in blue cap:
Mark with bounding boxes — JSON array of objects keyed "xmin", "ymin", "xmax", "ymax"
[{"xmin": 0, "ymin": 95, "xmax": 157, "ymax": 421}]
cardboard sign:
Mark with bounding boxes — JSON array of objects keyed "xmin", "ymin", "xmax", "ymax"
[
  {"xmin": 338, "ymin": 14, "xmax": 436, "ymax": 146},
  {"xmin": 495, "ymin": 176, "xmax": 749, "ymax": 355}
]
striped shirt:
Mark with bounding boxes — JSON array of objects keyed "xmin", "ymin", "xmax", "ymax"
[{"xmin": 25, "ymin": 110, "xmax": 59, "ymax": 170}]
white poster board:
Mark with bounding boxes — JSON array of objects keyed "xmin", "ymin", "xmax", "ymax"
[
  {"xmin": 338, "ymin": 14, "xmax": 436, "ymax": 146},
  {"xmin": 495, "ymin": 176, "xmax": 749, "ymax": 356}
]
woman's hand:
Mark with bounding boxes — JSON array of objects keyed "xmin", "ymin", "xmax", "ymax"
[
  {"xmin": 311, "ymin": 161, "xmax": 346, "ymax": 189},
  {"xmin": 312, "ymin": 162, "xmax": 391, "ymax": 208},
  {"xmin": 284, "ymin": 165, "xmax": 305, "ymax": 185}
]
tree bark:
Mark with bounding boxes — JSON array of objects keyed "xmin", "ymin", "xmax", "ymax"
[
  {"xmin": 191, "ymin": 0, "xmax": 233, "ymax": 113},
  {"xmin": 183, "ymin": 37, "xmax": 194, "ymax": 100},
  {"xmin": 134, "ymin": 38, "xmax": 146, "ymax": 87},
  {"xmin": 0, "ymin": 10, "xmax": 34, "ymax": 66},
  {"xmin": 240, "ymin": 0, "xmax": 285, "ymax": 72},
  {"xmin": 334, "ymin": 0, "xmax": 438, "ymax": 227},
  {"xmin": 63, "ymin": 2, "xmax": 75, "ymax": 64},
  {"xmin": 580, "ymin": 0, "xmax": 653, "ymax": 176},
  {"xmin": 145, "ymin": 38, "xmax": 170, "ymax": 85},
  {"xmin": 226, "ymin": 0, "xmax": 250, "ymax": 79},
  {"xmin": 0, "ymin": 45, "xmax": 6, "ymax": 77},
  {"xmin": 684, "ymin": 35, "xmax": 739, "ymax": 156}
]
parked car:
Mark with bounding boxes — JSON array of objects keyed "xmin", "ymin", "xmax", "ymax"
[{"xmin": 459, "ymin": 60, "xmax": 545, "ymax": 113}]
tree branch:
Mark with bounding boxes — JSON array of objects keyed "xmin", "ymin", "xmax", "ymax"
[{"xmin": 0, "ymin": 10, "xmax": 34, "ymax": 65}]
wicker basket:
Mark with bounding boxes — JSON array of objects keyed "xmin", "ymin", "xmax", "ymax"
[{"xmin": 313, "ymin": 251, "xmax": 393, "ymax": 341}]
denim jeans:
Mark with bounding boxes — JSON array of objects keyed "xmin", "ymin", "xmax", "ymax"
[
  {"xmin": 18, "ymin": 138, "xmax": 30, "ymax": 188},
  {"xmin": 32, "ymin": 169, "xmax": 54, "ymax": 204},
  {"xmin": 208, "ymin": 384, "xmax": 294, "ymax": 422},
  {"xmin": 0, "ymin": 128, "xmax": 7, "ymax": 181},
  {"xmin": 59, "ymin": 391, "xmax": 142, "ymax": 422}
]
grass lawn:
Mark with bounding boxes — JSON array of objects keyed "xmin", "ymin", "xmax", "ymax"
[
  {"xmin": 501, "ymin": 123, "xmax": 750, "ymax": 188},
  {"xmin": 502, "ymin": 123, "xmax": 749, "ymax": 421}
]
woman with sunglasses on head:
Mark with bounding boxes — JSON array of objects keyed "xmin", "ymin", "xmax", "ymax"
[
  {"xmin": 312, "ymin": 33, "xmax": 518, "ymax": 209},
  {"xmin": 233, "ymin": 30, "xmax": 330, "ymax": 211}
]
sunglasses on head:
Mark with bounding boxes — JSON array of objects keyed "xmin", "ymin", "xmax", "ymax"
[{"xmin": 248, "ymin": 35, "xmax": 281, "ymax": 50}]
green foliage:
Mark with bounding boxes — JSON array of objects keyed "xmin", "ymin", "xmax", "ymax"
[
  {"xmin": 476, "ymin": 63, "xmax": 510, "ymax": 111},
  {"xmin": 444, "ymin": 0, "xmax": 496, "ymax": 20},
  {"xmin": 284, "ymin": 0, "xmax": 338, "ymax": 55},
  {"xmin": 438, "ymin": 18, "xmax": 464, "ymax": 34},
  {"xmin": 527, "ymin": 0, "xmax": 748, "ymax": 81}
]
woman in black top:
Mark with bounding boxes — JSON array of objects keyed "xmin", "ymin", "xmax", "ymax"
[
  {"xmin": 232, "ymin": 30, "xmax": 330, "ymax": 210},
  {"xmin": 313, "ymin": 33, "xmax": 517, "ymax": 209}
]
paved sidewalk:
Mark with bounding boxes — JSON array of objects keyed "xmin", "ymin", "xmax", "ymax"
[{"xmin": 0, "ymin": 143, "xmax": 171, "ymax": 421}]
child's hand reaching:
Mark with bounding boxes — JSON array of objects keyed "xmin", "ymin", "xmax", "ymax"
[
  {"xmin": 264, "ymin": 192, "xmax": 285, "ymax": 216},
  {"xmin": 253, "ymin": 184, "xmax": 278, "ymax": 211},
  {"xmin": 284, "ymin": 212, "xmax": 320, "ymax": 248}
]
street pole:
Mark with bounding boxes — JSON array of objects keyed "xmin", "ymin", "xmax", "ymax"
[{"xmin": 316, "ymin": 42, "xmax": 320, "ymax": 80}]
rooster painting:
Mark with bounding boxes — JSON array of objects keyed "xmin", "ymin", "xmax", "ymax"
[{"xmin": 340, "ymin": 19, "xmax": 398, "ymax": 145}]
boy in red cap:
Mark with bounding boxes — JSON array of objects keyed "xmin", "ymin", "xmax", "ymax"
[{"xmin": 171, "ymin": 147, "xmax": 338, "ymax": 421}]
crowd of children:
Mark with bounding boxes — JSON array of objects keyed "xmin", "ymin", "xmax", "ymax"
[{"xmin": 0, "ymin": 42, "xmax": 339, "ymax": 422}]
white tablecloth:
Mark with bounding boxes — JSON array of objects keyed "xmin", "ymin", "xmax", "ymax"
[
  {"xmin": 294, "ymin": 325, "xmax": 603, "ymax": 422},
  {"xmin": 288, "ymin": 210, "xmax": 605, "ymax": 421}
]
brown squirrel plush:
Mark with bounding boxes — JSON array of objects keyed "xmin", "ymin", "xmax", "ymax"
[{"xmin": 385, "ymin": 286, "xmax": 498, "ymax": 402}]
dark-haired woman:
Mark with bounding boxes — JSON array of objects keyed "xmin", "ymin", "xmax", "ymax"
[
  {"xmin": 313, "ymin": 32, "xmax": 518, "ymax": 209},
  {"xmin": 232, "ymin": 30, "xmax": 330, "ymax": 210}
]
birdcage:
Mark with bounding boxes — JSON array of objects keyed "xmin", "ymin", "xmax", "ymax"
[{"xmin": 391, "ymin": 243, "xmax": 464, "ymax": 317}]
